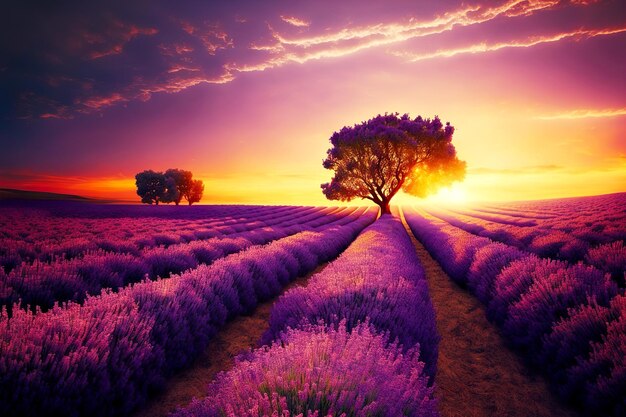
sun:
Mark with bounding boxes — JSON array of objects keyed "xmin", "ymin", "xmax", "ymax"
[
  {"xmin": 392, "ymin": 184, "xmax": 468, "ymax": 207},
  {"xmin": 427, "ymin": 183, "xmax": 469, "ymax": 204}
]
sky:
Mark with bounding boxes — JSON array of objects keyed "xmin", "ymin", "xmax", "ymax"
[{"xmin": 0, "ymin": 0, "xmax": 625, "ymax": 205}]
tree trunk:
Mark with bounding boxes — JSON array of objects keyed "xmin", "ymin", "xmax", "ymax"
[{"xmin": 379, "ymin": 201, "xmax": 391, "ymax": 215}]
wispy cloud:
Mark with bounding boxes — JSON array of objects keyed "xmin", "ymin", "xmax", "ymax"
[
  {"xmin": 88, "ymin": 21, "xmax": 158, "ymax": 59},
  {"xmin": 394, "ymin": 27, "xmax": 626, "ymax": 62},
  {"xmin": 158, "ymin": 42, "xmax": 194, "ymax": 57},
  {"xmin": 230, "ymin": 0, "xmax": 563, "ymax": 72},
  {"xmin": 536, "ymin": 107, "xmax": 626, "ymax": 120},
  {"xmin": 12, "ymin": 0, "xmax": 616, "ymax": 119},
  {"xmin": 26, "ymin": 71, "xmax": 235, "ymax": 117},
  {"xmin": 569, "ymin": 0, "xmax": 601, "ymax": 4},
  {"xmin": 180, "ymin": 20, "xmax": 234, "ymax": 54},
  {"xmin": 280, "ymin": 15, "xmax": 310, "ymax": 27}
]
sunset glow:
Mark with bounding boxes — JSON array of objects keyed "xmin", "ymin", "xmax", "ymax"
[{"xmin": 1, "ymin": 0, "xmax": 624, "ymax": 204}]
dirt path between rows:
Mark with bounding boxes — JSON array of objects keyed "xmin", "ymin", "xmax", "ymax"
[
  {"xmin": 133, "ymin": 263, "xmax": 327, "ymax": 417},
  {"xmin": 398, "ymin": 207, "xmax": 579, "ymax": 417}
]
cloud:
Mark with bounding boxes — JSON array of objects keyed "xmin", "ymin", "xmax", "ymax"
[
  {"xmin": 158, "ymin": 43, "xmax": 195, "ymax": 57},
  {"xmin": 568, "ymin": 0, "xmax": 601, "ymax": 4},
  {"xmin": 180, "ymin": 20, "xmax": 234, "ymax": 55},
  {"xmin": 88, "ymin": 21, "xmax": 158, "ymax": 59},
  {"xmin": 4, "ymin": 0, "xmax": 618, "ymax": 120},
  {"xmin": 74, "ymin": 72, "xmax": 235, "ymax": 113},
  {"xmin": 394, "ymin": 26, "xmax": 626, "ymax": 62},
  {"xmin": 536, "ymin": 107, "xmax": 626, "ymax": 120},
  {"xmin": 230, "ymin": 0, "xmax": 564, "ymax": 72},
  {"xmin": 80, "ymin": 93, "xmax": 127, "ymax": 111},
  {"xmin": 280, "ymin": 16, "xmax": 310, "ymax": 27}
]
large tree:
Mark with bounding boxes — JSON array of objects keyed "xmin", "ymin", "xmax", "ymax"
[{"xmin": 321, "ymin": 113, "xmax": 466, "ymax": 214}]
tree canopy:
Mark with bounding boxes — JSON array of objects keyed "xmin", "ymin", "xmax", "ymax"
[
  {"xmin": 321, "ymin": 113, "xmax": 465, "ymax": 213},
  {"xmin": 135, "ymin": 169, "xmax": 204, "ymax": 205},
  {"xmin": 135, "ymin": 170, "xmax": 169, "ymax": 205}
]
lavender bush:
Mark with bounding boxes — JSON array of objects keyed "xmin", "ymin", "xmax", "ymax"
[
  {"xmin": 585, "ymin": 241, "xmax": 626, "ymax": 285},
  {"xmin": 488, "ymin": 256, "xmax": 570, "ymax": 325},
  {"xmin": 172, "ymin": 324, "xmax": 438, "ymax": 417},
  {"xmin": 564, "ymin": 294, "xmax": 626, "ymax": 416},
  {"xmin": 467, "ymin": 242, "xmax": 526, "ymax": 304},
  {"xmin": 502, "ymin": 263, "xmax": 618, "ymax": 354}
]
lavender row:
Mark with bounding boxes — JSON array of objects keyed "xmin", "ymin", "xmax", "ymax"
[
  {"xmin": 488, "ymin": 192, "xmax": 626, "ymax": 219},
  {"xmin": 0, "ymin": 203, "xmax": 284, "ymax": 263},
  {"xmin": 263, "ymin": 214, "xmax": 439, "ymax": 380},
  {"xmin": 425, "ymin": 206, "xmax": 624, "ymax": 258},
  {"xmin": 0, "ymin": 207, "xmax": 360, "ymax": 313},
  {"xmin": 404, "ymin": 207, "xmax": 624, "ymax": 416},
  {"xmin": 490, "ymin": 193, "xmax": 625, "ymax": 246},
  {"xmin": 426, "ymin": 203, "xmax": 626, "ymax": 284},
  {"xmin": 173, "ymin": 215, "xmax": 439, "ymax": 417},
  {"xmin": 449, "ymin": 207, "xmax": 539, "ymax": 226},
  {"xmin": 471, "ymin": 205, "xmax": 557, "ymax": 220},
  {"xmin": 0, "ymin": 205, "xmax": 323, "ymax": 270},
  {"xmin": 0, "ymin": 208, "xmax": 377, "ymax": 417}
]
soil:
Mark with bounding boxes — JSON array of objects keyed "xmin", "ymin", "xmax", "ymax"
[
  {"xmin": 133, "ymin": 264, "xmax": 327, "ymax": 417},
  {"xmin": 398, "ymin": 207, "xmax": 579, "ymax": 417}
]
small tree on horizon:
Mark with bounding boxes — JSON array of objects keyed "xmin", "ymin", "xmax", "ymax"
[
  {"xmin": 135, "ymin": 170, "xmax": 169, "ymax": 205},
  {"xmin": 186, "ymin": 179, "xmax": 204, "ymax": 205},
  {"xmin": 135, "ymin": 169, "xmax": 204, "ymax": 205},
  {"xmin": 321, "ymin": 113, "xmax": 466, "ymax": 214}
]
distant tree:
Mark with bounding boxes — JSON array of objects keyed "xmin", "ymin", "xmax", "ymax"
[
  {"xmin": 135, "ymin": 169, "xmax": 203, "ymax": 205},
  {"xmin": 321, "ymin": 113, "xmax": 466, "ymax": 214},
  {"xmin": 186, "ymin": 179, "xmax": 204, "ymax": 205},
  {"xmin": 135, "ymin": 170, "xmax": 168, "ymax": 205},
  {"xmin": 164, "ymin": 168, "xmax": 192, "ymax": 205}
]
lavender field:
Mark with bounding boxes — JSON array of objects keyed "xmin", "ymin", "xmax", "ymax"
[
  {"xmin": 1, "ymin": 194, "xmax": 625, "ymax": 417},
  {"xmin": 404, "ymin": 193, "xmax": 626, "ymax": 417}
]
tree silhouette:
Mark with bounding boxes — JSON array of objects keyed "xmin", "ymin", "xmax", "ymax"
[
  {"xmin": 321, "ymin": 113, "xmax": 465, "ymax": 214},
  {"xmin": 164, "ymin": 169, "xmax": 192, "ymax": 205},
  {"xmin": 135, "ymin": 169, "xmax": 204, "ymax": 205},
  {"xmin": 186, "ymin": 179, "xmax": 204, "ymax": 205},
  {"xmin": 135, "ymin": 170, "xmax": 169, "ymax": 205}
]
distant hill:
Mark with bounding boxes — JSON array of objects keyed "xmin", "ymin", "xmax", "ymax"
[{"xmin": 0, "ymin": 188, "xmax": 101, "ymax": 202}]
